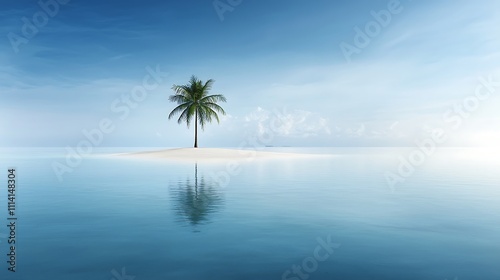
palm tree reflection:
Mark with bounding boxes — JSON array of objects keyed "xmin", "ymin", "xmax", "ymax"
[{"xmin": 170, "ymin": 163, "xmax": 224, "ymax": 228}]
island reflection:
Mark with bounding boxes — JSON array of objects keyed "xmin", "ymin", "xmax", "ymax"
[{"xmin": 169, "ymin": 163, "xmax": 224, "ymax": 229}]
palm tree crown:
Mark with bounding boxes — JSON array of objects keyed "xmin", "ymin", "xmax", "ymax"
[{"xmin": 168, "ymin": 75, "xmax": 227, "ymax": 148}]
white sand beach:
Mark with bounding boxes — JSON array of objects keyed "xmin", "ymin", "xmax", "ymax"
[{"xmin": 119, "ymin": 148, "xmax": 325, "ymax": 161}]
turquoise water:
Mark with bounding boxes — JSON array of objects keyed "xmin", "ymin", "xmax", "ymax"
[{"xmin": 0, "ymin": 148, "xmax": 499, "ymax": 279}]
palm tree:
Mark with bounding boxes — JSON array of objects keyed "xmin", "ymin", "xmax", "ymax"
[{"xmin": 168, "ymin": 75, "xmax": 227, "ymax": 148}]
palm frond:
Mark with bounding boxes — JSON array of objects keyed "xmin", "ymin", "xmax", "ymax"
[
  {"xmin": 169, "ymin": 94, "xmax": 188, "ymax": 104},
  {"xmin": 177, "ymin": 107, "xmax": 191, "ymax": 127},
  {"xmin": 202, "ymin": 79, "xmax": 215, "ymax": 94},
  {"xmin": 203, "ymin": 102, "xmax": 226, "ymax": 115},
  {"xmin": 200, "ymin": 94, "xmax": 226, "ymax": 103},
  {"xmin": 168, "ymin": 103, "xmax": 190, "ymax": 120},
  {"xmin": 171, "ymin": 85, "xmax": 192, "ymax": 97},
  {"xmin": 203, "ymin": 106, "xmax": 221, "ymax": 123}
]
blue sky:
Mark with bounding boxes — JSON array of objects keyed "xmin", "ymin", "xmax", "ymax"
[{"xmin": 1, "ymin": 0, "xmax": 500, "ymax": 147}]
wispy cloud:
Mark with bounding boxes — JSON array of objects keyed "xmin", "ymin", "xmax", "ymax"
[{"xmin": 1, "ymin": 0, "xmax": 499, "ymax": 147}]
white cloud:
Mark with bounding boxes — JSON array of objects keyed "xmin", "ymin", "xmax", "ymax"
[{"xmin": 243, "ymin": 107, "xmax": 331, "ymax": 138}]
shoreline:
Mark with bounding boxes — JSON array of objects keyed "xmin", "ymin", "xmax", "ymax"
[{"xmin": 117, "ymin": 147, "xmax": 328, "ymax": 161}]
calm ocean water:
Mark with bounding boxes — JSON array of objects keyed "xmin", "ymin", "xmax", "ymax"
[{"xmin": 0, "ymin": 147, "xmax": 499, "ymax": 280}]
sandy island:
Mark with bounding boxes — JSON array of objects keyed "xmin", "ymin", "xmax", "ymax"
[{"xmin": 119, "ymin": 148, "xmax": 326, "ymax": 161}]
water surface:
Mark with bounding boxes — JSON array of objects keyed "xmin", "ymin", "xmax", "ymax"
[{"xmin": 0, "ymin": 148, "xmax": 499, "ymax": 280}]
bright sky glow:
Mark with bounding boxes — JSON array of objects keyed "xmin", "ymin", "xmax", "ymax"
[{"xmin": 1, "ymin": 0, "xmax": 499, "ymax": 147}]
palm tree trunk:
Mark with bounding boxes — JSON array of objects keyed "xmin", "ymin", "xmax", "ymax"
[{"xmin": 194, "ymin": 110, "xmax": 198, "ymax": 148}]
